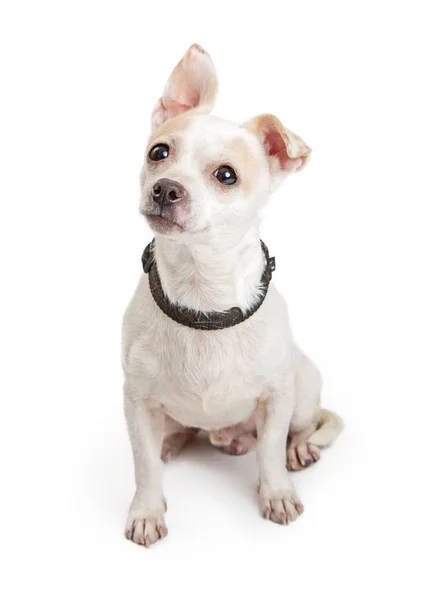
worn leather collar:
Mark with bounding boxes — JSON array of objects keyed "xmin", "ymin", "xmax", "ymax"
[{"xmin": 141, "ymin": 239, "xmax": 276, "ymax": 330}]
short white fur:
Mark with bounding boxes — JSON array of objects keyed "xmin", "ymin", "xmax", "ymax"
[{"xmin": 122, "ymin": 44, "xmax": 343, "ymax": 547}]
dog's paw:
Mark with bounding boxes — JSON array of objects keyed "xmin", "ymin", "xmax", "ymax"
[
  {"xmin": 209, "ymin": 430, "xmax": 234, "ymax": 447},
  {"xmin": 125, "ymin": 509, "xmax": 168, "ymax": 547},
  {"xmin": 222, "ymin": 433, "xmax": 257, "ymax": 456},
  {"xmin": 287, "ymin": 442, "xmax": 320, "ymax": 471},
  {"xmin": 258, "ymin": 483, "xmax": 304, "ymax": 525}
]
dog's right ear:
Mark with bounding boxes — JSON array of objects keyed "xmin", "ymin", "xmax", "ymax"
[{"xmin": 151, "ymin": 44, "xmax": 218, "ymax": 131}]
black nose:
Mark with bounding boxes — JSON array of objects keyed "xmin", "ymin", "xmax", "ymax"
[{"xmin": 151, "ymin": 178, "xmax": 187, "ymax": 207}]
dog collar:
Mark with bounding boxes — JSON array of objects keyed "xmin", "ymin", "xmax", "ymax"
[{"xmin": 141, "ymin": 239, "xmax": 276, "ymax": 331}]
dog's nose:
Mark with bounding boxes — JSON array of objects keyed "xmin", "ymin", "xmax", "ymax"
[{"xmin": 151, "ymin": 178, "xmax": 187, "ymax": 207}]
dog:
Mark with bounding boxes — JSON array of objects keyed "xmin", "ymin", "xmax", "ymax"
[{"xmin": 122, "ymin": 44, "xmax": 343, "ymax": 547}]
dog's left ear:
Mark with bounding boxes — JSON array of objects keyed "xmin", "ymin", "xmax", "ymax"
[
  {"xmin": 151, "ymin": 44, "xmax": 218, "ymax": 130},
  {"xmin": 244, "ymin": 114, "xmax": 311, "ymax": 189}
]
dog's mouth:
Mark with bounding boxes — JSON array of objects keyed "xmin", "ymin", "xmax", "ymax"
[{"xmin": 141, "ymin": 210, "xmax": 185, "ymax": 234}]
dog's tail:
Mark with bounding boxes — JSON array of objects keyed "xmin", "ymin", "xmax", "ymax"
[{"xmin": 308, "ymin": 409, "xmax": 344, "ymax": 447}]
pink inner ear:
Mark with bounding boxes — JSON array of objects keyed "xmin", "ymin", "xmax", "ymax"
[
  {"xmin": 165, "ymin": 83, "xmax": 201, "ymax": 118},
  {"xmin": 152, "ymin": 97, "xmax": 193, "ymax": 130},
  {"xmin": 264, "ymin": 127, "xmax": 306, "ymax": 173},
  {"xmin": 153, "ymin": 84, "xmax": 201, "ymax": 127},
  {"xmin": 264, "ymin": 129, "xmax": 289, "ymax": 169},
  {"xmin": 166, "ymin": 99, "xmax": 193, "ymax": 119}
]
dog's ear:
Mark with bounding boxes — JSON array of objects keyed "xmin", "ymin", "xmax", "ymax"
[
  {"xmin": 151, "ymin": 44, "xmax": 218, "ymax": 130},
  {"xmin": 244, "ymin": 114, "xmax": 311, "ymax": 189}
]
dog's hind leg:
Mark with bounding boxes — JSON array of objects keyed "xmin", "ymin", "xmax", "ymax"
[
  {"xmin": 161, "ymin": 416, "xmax": 198, "ymax": 462},
  {"xmin": 287, "ymin": 348, "xmax": 343, "ymax": 471}
]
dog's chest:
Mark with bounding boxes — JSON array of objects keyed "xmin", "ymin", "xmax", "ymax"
[
  {"xmin": 126, "ymin": 309, "xmax": 267, "ymax": 428},
  {"xmin": 158, "ymin": 326, "xmax": 265, "ymax": 427},
  {"xmin": 123, "ymin": 277, "xmax": 288, "ymax": 430}
]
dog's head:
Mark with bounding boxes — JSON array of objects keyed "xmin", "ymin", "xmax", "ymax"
[{"xmin": 140, "ymin": 44, "xmax": 311, "ymax": 241}]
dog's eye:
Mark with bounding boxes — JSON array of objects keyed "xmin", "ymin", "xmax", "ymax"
[
  {"xmin": 149, "ymin": 144, "xmax": 169, "ymax": 161},
  {"xmin": 213, "ymin": 166, "xmax": 237, "ymax": 185}
]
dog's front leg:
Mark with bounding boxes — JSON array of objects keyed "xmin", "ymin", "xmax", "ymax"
[
  {"xmin": 124, "ymin": 379, "xmax": 167, "ymax": 546},
  {"xmin": 256, "ymin": 375, "xmax": 304, "ymax": 524}
]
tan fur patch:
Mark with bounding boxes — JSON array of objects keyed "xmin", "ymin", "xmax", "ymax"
[
  {"xmin": 147, "ymin": 113, "xmax": 190, "ymax": 149},
  {"xmin": 226, "ymin": 137, "xmax": 259, "ymax": 196},
  {"xmin": 204, "ymin": 137, "xmax": 259, "ymax": 196}
]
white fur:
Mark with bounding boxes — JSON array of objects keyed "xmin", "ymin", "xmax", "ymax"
[{"xmin": 122, "ymin": 45, "xmax": 343, "ymax": 546}]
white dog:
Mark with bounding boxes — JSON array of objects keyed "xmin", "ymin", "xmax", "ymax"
[{"xmin": 122, "ymin": 44, "xmax": 343, "ymax": 547}]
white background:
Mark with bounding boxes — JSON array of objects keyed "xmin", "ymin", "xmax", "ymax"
[{"xmin": 1, "ymin": 1, "xmax": 427, "ymax": 598}]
